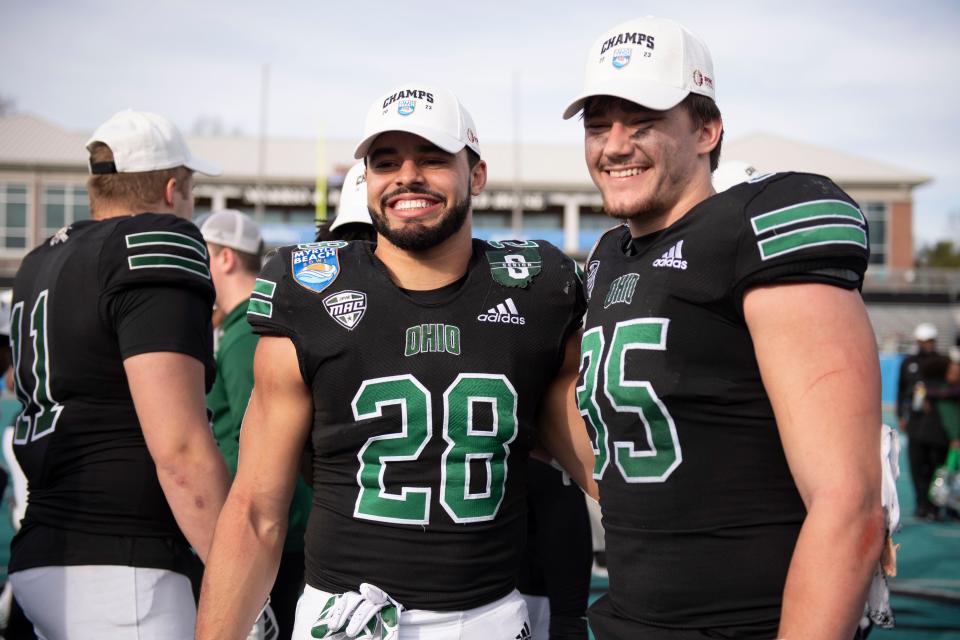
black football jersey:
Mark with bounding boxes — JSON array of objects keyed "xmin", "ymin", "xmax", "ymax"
[
  {"xmin": 578, "ymin": 173, "xmax": 869, "ymax": 632},
  {"xmin": 8, "ymin": 213, "xmax": 215, "ymax": 575},
  {"xmin": 247, "ymin": 238, "xmax": 584, "ymax": 610}
]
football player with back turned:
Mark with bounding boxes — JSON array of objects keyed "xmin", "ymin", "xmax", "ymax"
[
  {"xmin": 196, "ymin": 85, "xmax": 596, "ymax": 640},
  {"xmin": 563, "ymin": 17, "xmax": 885, "ymax": 640},
  {"xmin": 8, "ymin": 110, "xmax": 230, "ymax": 638}
]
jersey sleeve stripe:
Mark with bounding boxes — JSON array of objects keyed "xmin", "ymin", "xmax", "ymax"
[
  {"xmin": 750, "ymin": 199, "xmax": 865, "ymax": 234},
  {"xmin": 253, "ymin": 278, "xmax": 277, "ymax": 299},
  {"xmin": 127, "ymin": 254, "xmax": 211, "ymax": 279},
  {"xmin": 247, "ymin": 299, "xmax": 274, "ymax": 318},
  {"xmin": 125, "ymin": 232, "xmax": 208, "ymax": 259},
  {"xmin": 757, "ymin": 224, "xmax": 868, "ymax": 260}
]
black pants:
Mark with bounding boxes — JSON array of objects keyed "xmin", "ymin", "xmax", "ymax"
[
  {"xmin": 272, "ymin": 550, "xmax": 306, "ymax": 640},
  {"xmin": 517, "ymin": 459, "xmax": 592, "ymax": 640},
  {"xmin": 907, "ymin": 439, "xmax": 948, "ymax": 515}
]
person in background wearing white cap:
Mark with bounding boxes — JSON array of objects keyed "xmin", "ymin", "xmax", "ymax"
[
  {"xmin": 896, "ymin": 322, "xmax": 952, "ymax": 521},
  {"xmin": 197, "ymin": 84, "xmax": 594, "ymax": 640},
  {"xmin": 316, "ymin": 162, "xmax": 377, "ymax": 243},
  {"xmin": 562, "ymin": 17, "xmax": 883, "ymax": 639},
  {"xmin": 199, "ymin": 209, "xmax": 309, "ymax": 639},
  {"xmin": 6, "ymin": 109, "xmax": 230, "ymax": 639}
]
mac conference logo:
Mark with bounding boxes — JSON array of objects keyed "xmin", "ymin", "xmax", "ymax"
[{"xmin": 398, "ymin": 100, "xmax": 416, "ymax": 116}]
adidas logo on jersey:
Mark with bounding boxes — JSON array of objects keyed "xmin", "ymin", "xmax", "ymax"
[
  {"xmin": 652, "ymin": 240, "xmax": 688, "ymax": 270},
  {"xmin": 516, "ymin": 622, "xmax": 532, "ymax": 640},
  {"xmin": 477, "ymin": 298, "xmax": 525, "ymax": 325}
]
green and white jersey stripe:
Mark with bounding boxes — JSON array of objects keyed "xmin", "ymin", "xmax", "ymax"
[
  {"xmin": 125, "ymin": 231, "xmax": 207, "ymax": 258},
  {"xmin": 751, "ymin": 199, "xmax": 867, "ymax": 261},
  {"xmin": 253, "ymin": 278, "xmax": 277, "ymax": 299},
  {"xmin": 128, "ymin": 253, "xmax": 211, "ymax": 279},
  {"xmin": 247, "ymin": 298, "xmax": 274, "ymax": 318}
]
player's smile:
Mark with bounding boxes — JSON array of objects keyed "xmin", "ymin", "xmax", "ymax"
[{"xmin": 384, "ymin": 193, "xmax": 444, "ymax": 220}]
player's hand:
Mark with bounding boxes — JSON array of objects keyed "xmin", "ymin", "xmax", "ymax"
[{"xmin": 311, "ymin": 583, "xmax": 401, "ymax": 640}]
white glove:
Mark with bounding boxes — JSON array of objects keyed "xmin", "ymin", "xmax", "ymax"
[
  {"xmin": 312, "ymin": 583, "xmax": 401, "ymax": 640},
  {"xmin": 246, "ymin": 602, "xmax": 279, "ymax": 640}
]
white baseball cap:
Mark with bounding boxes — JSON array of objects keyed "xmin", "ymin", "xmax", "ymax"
[
  {"xmin": 354, "ymin": 84, "xmax": 481, "ymax": 159},
  {"xmin": 200, "ymin": 209, "xmax": 263, "ymax": 255},
  {"xmin": 330, "ymin": 162, "xmax": 372, "ymax": 232},
  {"xmin": 87, "ymin": 109, "xmax": 221, "ymax": 176},
  {"xmin": 712, "ymin": 161, "xmax": 759, "ymax": 193},
  {"xmin": 563, "ymin": 16, "xmax": 715, "ymax": 119},
  {"xmin": 914, "ymin": 322, "xmax": 939, "ymax": 342}
]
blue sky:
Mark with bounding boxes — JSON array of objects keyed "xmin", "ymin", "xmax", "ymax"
[{"xmin": 2, "ymin": 0, "xmax": 958, "ymax": 246}]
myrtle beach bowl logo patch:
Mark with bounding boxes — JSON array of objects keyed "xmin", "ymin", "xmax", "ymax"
[
  {"xmin": 612, "ymin": 48, "xmax": 632, "ymax": 69},
  {"xmin": 398, "ymin": 100, "xmax": 416, "ymax": 116},
  {"xmin": 292, "ymin": 246, "xmax": 340, "ymax": 294},
  {"xmin": 323, "ymin": 290, "xmax": 367, "ymax": 330}
]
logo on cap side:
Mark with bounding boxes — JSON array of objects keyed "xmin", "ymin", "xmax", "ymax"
[
  {"xmin": 467, "ymin": 129, "xmax": 478, "ymax": 144},
  {"xmin": 612, "ymin": 48, "xmax": 632, "ymax": 69},
  {"xmin": 693, "ymin": 69, "xmax": 714, "ymax": 89}
]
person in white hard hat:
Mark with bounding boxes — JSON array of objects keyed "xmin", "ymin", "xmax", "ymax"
[
  {"xmin": 562, "ymin": 16, "xmax": 883, "ymax": 640},
  {"xmin": 897, "ymin": 322, "xmax": 951, "ymax": 521},
  {"xmin": 8, "ymin": 109, "xmax": 230, "ymax": 639},
  {"xmin": 197, "ymin": 84, "xmax": 594, "ymax": 640}
]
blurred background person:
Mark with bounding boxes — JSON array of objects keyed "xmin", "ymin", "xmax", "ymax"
[
  {"xmin": 200, "ymin": 209, "xmax": 311, "ymax": 638},
  {"xmin": 897, "ymin": 322, "xmax": 952, "ymax": 521}
]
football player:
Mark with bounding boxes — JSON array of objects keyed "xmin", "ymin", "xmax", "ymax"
[
  {"xmin": 196, "ymin": 85, "xmax": 596, "ymax": 640},
  {"xmin": 563, "ymin": 17, "xmax": 885, "ymax": 639},
  {"xmin": 7, "ymin": 110, "xmax": 230, "ymax": 638}
]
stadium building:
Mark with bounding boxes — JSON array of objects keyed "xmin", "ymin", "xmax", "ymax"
[{"xmin": 0, "ymin": 112, "xmax": 941, "ymax": 351}]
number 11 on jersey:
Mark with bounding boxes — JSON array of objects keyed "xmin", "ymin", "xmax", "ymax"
[{"xmin": 10, "ymin": 290, "xmax": 64, "ymax": 445}]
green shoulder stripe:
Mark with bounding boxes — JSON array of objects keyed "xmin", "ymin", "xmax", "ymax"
[
  {"xmin": 128, "ymin": 253, "xmax": 210, "ymax": 279},
  {"xmin": 125, "ymin": 231, "xmax": 207, "ymax": 258},
  {"xmin": 758, "ymin": 224, "xmax": 868, "ymax": 260},
  {"xmin": 253, "ymin": 278, "xmax": 276, "ymax": 299},
  {"xmin": 751, "ymin": 199, "xmax": 864, "ymax": 234},
  {"xmin": 247, "ymin": 298, "xmax": 274, "ymax": 318}
]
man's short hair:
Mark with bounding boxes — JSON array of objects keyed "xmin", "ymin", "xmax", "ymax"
[
  {"xmin": 208, "ymin": 242, "xmax": 263, "ymax": 275},
  {"xmin": 679, "ymin": 94, "xmax": 723, "ymax": 172},
  {"xmin": 87, "ymin": 142, "xmax": 192, "ymax": 215}
]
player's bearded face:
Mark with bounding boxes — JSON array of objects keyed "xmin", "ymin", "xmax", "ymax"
[
  {"xmin": 583, "ymin": 99, "xmax": 701, "ymax": 225},
  {"xmin": 368, "ymin": 187, "xmax": 471, "ymax": 252},
  {"xmin": 365, "ymin": 133, "xmax": 480, "ymax": 252}
]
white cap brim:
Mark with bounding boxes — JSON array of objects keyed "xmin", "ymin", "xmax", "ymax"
[
  {"xmin": 354, "ymin": 125, "xmax": 467, "ymax": 159},
  {"xmin": 562, "ymin": 79, "xmax": 690, "ymax": 119}
]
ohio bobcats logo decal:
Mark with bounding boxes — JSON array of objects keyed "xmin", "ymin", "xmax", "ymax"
[
  {"xmin": 485, "ymin": 240, "xmax": 542, "ymax": 288},
  {"xmin": 323, "ymin": 290, "xmax": 367, "ymax": 330}
]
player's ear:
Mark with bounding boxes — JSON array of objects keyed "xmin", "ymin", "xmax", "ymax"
[
  {"xmin": 470, "ymin": 159, "xmax": 487, "ymax": 196},
  {"xmin": 696, "ymin": 117, "xmax": 723, "ymax": 158},
  {"xmin": 163, "ymin": 177, "xmax": 178, "ymax": 207}
]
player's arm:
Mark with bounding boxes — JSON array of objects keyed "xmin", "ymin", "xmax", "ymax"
[
  {"xmin": 538, "ymin": 330, "xmax": 600, "ymax": 500},
  {"xmin": 744, "ymin": 282, "xmax": 885, "ymax": 639},
  {"xmin": 125, "ymin": 351, "xmax": 230, "ymax": 562},
  {"xmin": 196, "ymin": 335, "xmax": 313, "ymax": 640}
]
